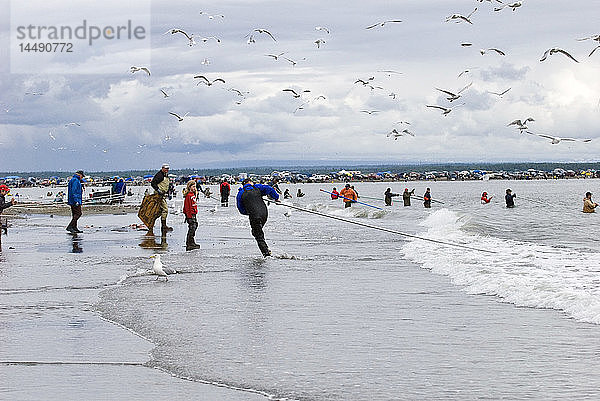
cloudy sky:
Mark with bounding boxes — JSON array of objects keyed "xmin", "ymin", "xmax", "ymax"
[{"xmin": 1, "ymin": 0, "xmax": 600, "ymax": 172}]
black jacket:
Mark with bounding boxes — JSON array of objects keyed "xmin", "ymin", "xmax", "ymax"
[
  {"xmin": 0, "ymin": 194, "xmax": 12, "ymax": 213},
  {"xmin": 151, "ymin": 170, "xmax": 167, "ymax": 192}
]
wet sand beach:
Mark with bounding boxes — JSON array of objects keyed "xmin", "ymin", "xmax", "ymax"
[{"xmin": 2, "ymin": 182, "xmax": 600, "ymax": 400}]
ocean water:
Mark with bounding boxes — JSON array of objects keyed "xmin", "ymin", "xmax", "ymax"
[{"xmin": 3, "ymin": 180, "xmax": 600, "ymax": 400}]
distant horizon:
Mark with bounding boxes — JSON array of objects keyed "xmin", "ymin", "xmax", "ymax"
[{"xmin": 3, "ymin": 160, "xmax": 600, "ymax": 177}]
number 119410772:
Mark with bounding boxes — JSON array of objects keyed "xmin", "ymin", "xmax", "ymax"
[{"xmin": 19, "ymin": 42, "xmax": 73, "ymax": 52}]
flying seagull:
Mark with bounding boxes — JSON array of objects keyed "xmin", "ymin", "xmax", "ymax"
[
  {"xmin": 354, "ymin": 77, "xmax": 375, "ymax": 86},
  {"xmin": 315, "ymin": 26, "xmax": 330, "ymax": 34},
  {"xmin": 488, "ymin": 88, "xmax": 511, "ymax": 97},
  {"xmin": 165, "ymin": 28, "xmax": 196, "ymax": 46},
  {"xmin": 194, "ymin": 75, "xmax": 226, "ymax": 86},
  {"xmin": 387, "ymin": 128, "xmax": 415, "ymax": 139},
  {"xmin": 494, "ymin": 1, "xmax": 523, "ymax": 12},
  {"xmin": 282, "ymin": 88, "xmax": 311, "ymax": 98},
  {"xmin": 480, "ymin": 48, "xmax": 506, "ymax": 56},
  {"xmin": 200, "ymin": 36, "xmax": 221, "ymax": 43},
  {"xmin": 577, "ymin": 34, "xmax": 600, "ymax": 42},
  {"xmin": 48, "ymin": 131, "xmax": 56, "ymax": 140},
  {"xmin": 160, "ymin": 89, "xmax": 170, "ymax": 98},
  {"xmin": 426, "ymin": 103, "xmax": 464, "ymax": 116},
  {"xmin": 169, "ymin": 111, "xmax": 189, "ymax": 122},
  {"xmin": 130, "ymin": 66, "xmax": 151, "ymax": 76},
  {"xmin": 246, "ymin": 28, "xmax": 277, "ymax": 42},
  {"xmin": 199, "ymin": 11, "xmax": 224, "ymax": 19},
  {"xmin": 540, "ymin": 48, "xmax": 578, "ymax": 63},
  {"xmin": 64, "ymin": 122, "xmax": 81, "ymax": 127},
  {"xmin": 507, "ymin": 117, "xmax": 534, "ymax": 131},
  {"xmin": 435, "ymin": 82, "xmax": 472, "ymax": 102},
  {"xmin": 229, "ymin": 88, "xmax": 249, "ymax": 97},
  {"xmin": 378, "ymin": 70, "xmax": 402, "ymax": 76},
  {"xmin": 589, "ymin": 46, "xmax": 600, "ymax": 57},
  {"xmin": 265, "ymin": 52, "xmax": 286, "ymax": 60},
  {"xmin": 366, "ymin": 20, "xmax": 402, "ymax": 29},
  {"xmin": 446, "ymin": 8, "xmax": 477, "ymax": 24},
  {"xmin": 461, "ymin": 43, "xmax": 473, "ymax": 47},
  {"xmin": 361, "ymin": 110, "xmax": 380, "ymax": 115},
  {"xmin": 525, "ymin": 131, "xmax": 591, "ymax": 144},
  {"xmin": 314, "ymin": 39, "xmax": 326, "ymax": 48}
]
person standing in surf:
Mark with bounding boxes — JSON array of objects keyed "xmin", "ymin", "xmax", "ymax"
[
  {"xmin": 236, "ymin": 178, "xmax": 280, "ymax": 257},
  {"xmin": 402, "ymin": 188, "xmax": 414, "ymax": 206},
  {"xmin": 583, "ymin": 192, "xmax": 598, "ymax": 213},
  {"xmin": 339, "ymin": 184, "xmax": 357, "ymax": 208},
  {"xmin": 384, "ymin": 188, "xmax": 399, "ymax": 206},
  {"xmin": 423, "ymin": 188, "xmax": 432, "ymax": 208},
  {"xmin": 505, "ymin": 189, "xmax": 516, "ymax": 208}
]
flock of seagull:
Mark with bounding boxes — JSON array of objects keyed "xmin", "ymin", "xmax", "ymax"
[
  {"xmin": 21, "ymin": 2, "xmax": 596, "ymax": 157},
  {"xmin": 138, "ymin": 3, "xmax": 595, "ymax": 146}
]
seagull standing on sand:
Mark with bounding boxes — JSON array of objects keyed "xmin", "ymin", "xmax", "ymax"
[{"xmin": 150, "ymin": 254, "xmax": 168, "ymax": 281}]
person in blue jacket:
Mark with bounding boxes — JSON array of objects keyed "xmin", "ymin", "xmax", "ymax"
[
  {"xmin": 236, "ymin": 177, "xmax": 280, "ymax": 257},
  {"xmin": 66, "ymin": 170, "xmax": 85, "ymax": 233}
]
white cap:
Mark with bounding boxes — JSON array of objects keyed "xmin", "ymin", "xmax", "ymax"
[{"xmin": 162, "ymin": 163, "xmax": 170, "ymax": 169}]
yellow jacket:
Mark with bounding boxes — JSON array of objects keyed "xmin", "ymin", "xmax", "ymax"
[{"xmin": 583, "ymin": 198, "xmax": 597, "ymax": 213}]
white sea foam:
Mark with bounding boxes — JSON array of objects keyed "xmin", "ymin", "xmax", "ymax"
[{"xmin": 402, "ymin": 209, "xmax": 600, "ymax": 324}]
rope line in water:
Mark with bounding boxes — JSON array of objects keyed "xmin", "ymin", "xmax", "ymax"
[{"xmin": 271, "ymin": 199, "xmax": 496, "ymax": 254}]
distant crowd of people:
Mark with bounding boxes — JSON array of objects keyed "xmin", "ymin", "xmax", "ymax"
[{"xmin": 2, "ymin": 165, "xmax": 600, "ymax": 257}]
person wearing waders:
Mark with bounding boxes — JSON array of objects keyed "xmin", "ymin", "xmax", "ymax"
[
  {"xmin": 505, "ymin": 189, "xmax": 516, "ymax": 208},
  {"xmin": 236, "ymin": 178, "xmax": 280, "ymax": 257},
  {"xmin": 183, "ymin": 180, "xmax": 200, "ymax": 250},
  {"xmin": 423, "ymin": 188, "xmax": 432, "ymax": 208},
  {"xmin": 151, "ymin": 163, "xmax": 173, "ymax": 235},
  {"xmin": 219, "ymin": 178, "xmax": 231, "ymax": 207},
  {"xmin": 403, "ymin": 188, "xmax": 415, "ymax": 206},
  {"xmin": 384, "ymin": 188, "xmax": 399, "ymax": 206}
]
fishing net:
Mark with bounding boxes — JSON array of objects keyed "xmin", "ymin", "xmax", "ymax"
[{"xmin": 137, "ymin": 193, "xmax": 162, "ymax": 229}]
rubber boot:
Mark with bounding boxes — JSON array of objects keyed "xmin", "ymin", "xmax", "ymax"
[{"xmin": 161, "ymin": 218, "xmax": 173, "ymax": 233}]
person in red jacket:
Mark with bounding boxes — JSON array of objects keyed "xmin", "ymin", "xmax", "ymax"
[
  {"xmin": 220, "ymin": 178, "xmax": 231, "ymax": 207},
  {"xmin": 481, "ymin": 191, "xmax": 493, "ymax": 204},
  {"xmin": 331, "ymin": 187, "xmax": 339, "ymax": 200},
  {"xmin": 183, "ymin": 180, "xmax": 200, "ymax": 250}
]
